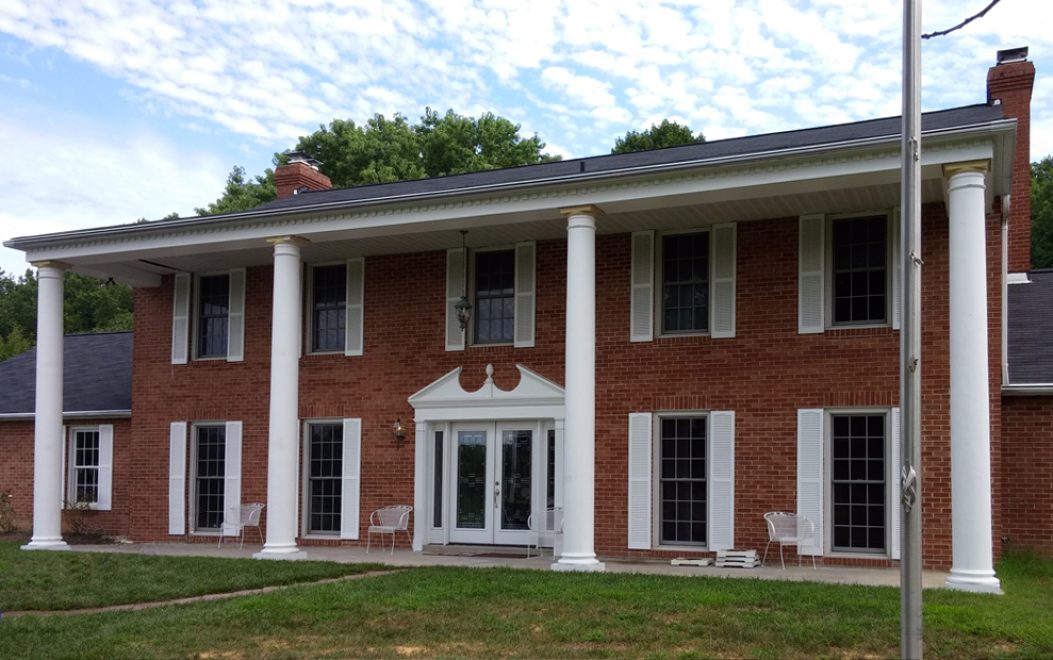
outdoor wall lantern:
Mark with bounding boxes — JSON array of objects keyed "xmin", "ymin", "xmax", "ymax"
[
  {"xmin": 455, "ymin": 230, "xmax": 473, "ymax": 331},
  {"xmin": 392, "ymin": 418, "xmax": 406, "ymax": 442}
]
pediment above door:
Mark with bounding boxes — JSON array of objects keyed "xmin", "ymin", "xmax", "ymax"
[{"xmin": 408, "ymin": 364, "xmax": 565, "ymax": 422}]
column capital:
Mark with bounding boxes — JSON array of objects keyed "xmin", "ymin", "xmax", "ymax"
[
  {"xmin": 560, "ymin": 204, "xmax": 604, "ymax": 219},
  {"xmin": 266, "ymin": 235, "xmax": 310, "ymax": 248},
  {"xmin": 30, "ymin": 260, "xmax": 70, "ymax": 272},
  {"xmin": 942, "ymin": 160, "xmax": 990, "ymax": 178}
]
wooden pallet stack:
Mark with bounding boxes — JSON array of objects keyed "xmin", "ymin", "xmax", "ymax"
[{"xmin": 714, "ymin": 549, "xmax": 759, "ymax": 568}]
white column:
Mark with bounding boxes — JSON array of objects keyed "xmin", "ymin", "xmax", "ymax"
[
  {"xmin": 23, "ymin": 262, "xmax": 70, "ymax": 551},
  {"xmin": 945, "ymin": 164, "xmax": 1001, "ymax": 593},
  {"xmin": 255, "ymin": 237, "xmax": 307, "ymax": 560},
  {"xmin": 554, "ymin": 206, "xmax": 605, "ymax": 572},
  {"xmin": 412, "ymin": 420, "xmax": 426, "ymax": 552}
]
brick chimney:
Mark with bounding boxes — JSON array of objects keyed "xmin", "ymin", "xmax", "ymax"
[
  {"xmin": 274, "ymin": 151, "xmax": 332, "ymax": 200},
  {"xmin": 987, "ymin": 46, "xmax": 1036, "ymax": 273}
]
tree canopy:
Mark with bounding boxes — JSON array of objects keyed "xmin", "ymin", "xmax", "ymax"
[
  {"xmin": 194, "ymin": 166, "xmax": 277, "ymax": 216},
  {"xmin": 0, "ymin": 269, "xmax": 133, "ymax": 362},
  {"xmin": 1031, "ymin": 156, "xmax": 1053, "ymax": 269},
  {"xmin": 612, "ymin": 119, "xmax": 704, "ymax": 154}
]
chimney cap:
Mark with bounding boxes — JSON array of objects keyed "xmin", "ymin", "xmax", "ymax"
[
  {"xmin": 996, "ymin": 46, "xmax": 1028, "ymax": 65},
  {"xmin": 283, "ymin": 149, "xmax": 323, "ymax": 170}
]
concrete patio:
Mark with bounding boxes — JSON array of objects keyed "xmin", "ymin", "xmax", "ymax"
[{"xmin": 69, "ymin": 542, "xmax": 951, "ymax": 589}]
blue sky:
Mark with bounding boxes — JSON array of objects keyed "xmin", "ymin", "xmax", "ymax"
[{"xmin": 2, "ymin": 0, "xmax": 1051, "ymax": 276}]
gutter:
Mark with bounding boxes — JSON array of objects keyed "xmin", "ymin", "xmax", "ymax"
[
  {"xmin": 4, "ymin": 119, "xmax": 1017, "ymax": 252},
  {"xmin": 0, "ymin": 409, "xmax": 132, "ymax": 421}
]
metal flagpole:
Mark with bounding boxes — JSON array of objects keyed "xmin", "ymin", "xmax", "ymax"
[{"xmin": 900, "ymin": 0, "xmax": 924, "ymax": 657}]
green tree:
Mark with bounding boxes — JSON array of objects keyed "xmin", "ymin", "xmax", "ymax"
[
  {"xmin": 1031, "ymin": 156, "xmax": 1053, "ymax": 269},
  {"xmin": 612, "ymin": 119, "xmax": 704, "ymax": 154},
  {"xmin": 416, "ymin": 108, "xmax": 559, "ymax": 177},
  {"xmin": 195, "ymin": 165, "xmax": 278, "ymax": 216}
]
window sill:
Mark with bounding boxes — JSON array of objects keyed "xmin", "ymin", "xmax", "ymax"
[
  {"xmin": 189, "ymin": 530, "xmax": 221, "ymax": 537},
  {"xmin": 654, "ymin": 543, "xmax": 709, "ymax": 552},
  {"xmin": 656, "ymin": 331, "xmax": 711, "ymax": 340},
  {"xmin": 300, "ymin": 533, "xmax": 341, "ymax": 541},
  {"xmin": 826, "ymin": 550, "xmax": 890, "ymax": 560}
]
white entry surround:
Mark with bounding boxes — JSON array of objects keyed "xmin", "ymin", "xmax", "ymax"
[{"xmin": 409, "ymin": 364, "xmax": 565, "ymax": 556}]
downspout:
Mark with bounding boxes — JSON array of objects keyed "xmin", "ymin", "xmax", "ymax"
[{"xmin": 1001, "ymin": 194, "xmax": 1010, "ymax": 386}]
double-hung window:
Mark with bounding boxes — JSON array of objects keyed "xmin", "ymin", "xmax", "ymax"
[
  {"xmin": 306, "ymin": 422, "xmax": 343, "ymax": 534},
  {"xmin": 830, "ymin": 413, "xmax": 887, "ymax": 553},
  {"xmin": 658, "ymin": 416, "xmax": 708, "ymax": 545},
  {"xmin": 197, "ymin": 275, "xmax": 230, "ymax": 358},
  {"xmin": 194, "ymin": 425, "xmax": 226, "ymax": 531},
  {"xmin": 474, "ymin": 250, "xmax": 516, "ymax": 344},
  {"xmin": 70, "ymin": 428, "xmax": 100, "ymax": 504},
  {"xmin": 172, "ymin": 270, "xmax": 245, "ymax": 363},
  {"xmin": 831, "ymin": 215, "xmax": 888, "ymax": 325},
  {"xmin": 311, "ymin": 264, "xmax": 347, "ymax": 353},
  {"xmin": 661, "ymin": 233, "xmax": 710, "ymax": 334}
]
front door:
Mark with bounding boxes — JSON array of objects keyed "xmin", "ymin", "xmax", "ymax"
[{"xmin": 449, "ymin": 422, "xmax": 534, "ymax": 545}]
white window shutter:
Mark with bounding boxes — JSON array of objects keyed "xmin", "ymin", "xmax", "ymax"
[
  {"xmin": 171, "ymin": 273, "xmax": 190, "ymax": 364},
  {"xmin": 892, "ymin": 209, "xmax": 902, "ymax": 331},
  {"xmin": 890, "ymin": 407, "xmax": 902, "ymax": 560},
  {"xmin": 708, "ymin": 411, "xmax": 735, "ymax": 550},
  {"xmin": 630, "ymin": 231, "xmax": 654, "ymax": 342},
  {"xmin": 627, "ymin": 412, "xmax": 652, "ymax": 549},
  {"xmin": 227, "ymin": 269, "xmax": 246, "ymax": 362},
  {"xmin": 796, "ymin": 409, "xmax": 825, "ymax": 556},
  {"xmin": 514, "ymin": 242, "xmax": 536, "ymax": 348},
  {"xmin": 340, "ymin": 418, "xmax": 362, "ymax": 540},
  {"xmin": 96, "ymin": 424, "xmax": 114, "ymax": 511},
  {"xmin": 168, "ymin": 422, "xmax": 187, "ymax": 536},
  {"xmin": 223, "ymin": 421, "xmax": 243, "ymax": 536},
  {"xmin": 798, "ymin": 214, "xmax": 825, "ymax": 334},
  {"xmin": 710, "ymin": 223, "xmax": 737, "ymax": 339},
  {"xmin": 345, "ymin": 258, "xmax": 365, "ymax": 356},
  {"xmin": 445, "ymin": 248, "xmax": 466, "ymax": 351}
]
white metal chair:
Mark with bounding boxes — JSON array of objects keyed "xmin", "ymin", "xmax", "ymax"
[
  {"xmin": 762, "ymin": 511, "xmax": 817, "ymax": 569},
  {"xmin": 218, "ymin": 502, "xmax": 265, "ymax": 549},
  {"xmin": 367, "ymin": 505, "xmax": 412, "ymax": 553},
  {"xmin": 526, "ymin": 507, "xmax": 564, "ymax": 558}
]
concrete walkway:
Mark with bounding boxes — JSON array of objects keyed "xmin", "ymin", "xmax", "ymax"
[{"xmin": 71, "ymin": 542, "xmax": 950, "ymax": 589}]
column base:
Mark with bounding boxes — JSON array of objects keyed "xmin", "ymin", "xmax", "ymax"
[
  {"xmin": 946, "ymin": 570, "xmax": 1003, "ymax": 594},
  {"xmin": 21, "ymin": 538, "xmax": 70, "ymax": 551},
  {"xmin": 552, "ymin": 554, "xmax": 606, "ymax": 572},
  {"xmin": 253, "ymin": 544, "xmax": 307, "ymax": 561}
]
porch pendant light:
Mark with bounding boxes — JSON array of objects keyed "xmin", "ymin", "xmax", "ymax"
[{"xmin": 455, "ymin": 230, "xmax": 473, "ymax": 331}]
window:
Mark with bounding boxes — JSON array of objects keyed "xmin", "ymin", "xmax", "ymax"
[
  {"xmin": 70, "ymin": 429, "xmax": 100, "ymax": 504},
  {"xmin": 830, "ymin": 413, "xmax": 886, "ymax": 553},
  {"xmin": 197, "ymin": 274, "xmax": 230, "ymax": 358},
  {"xmin": 831, "ymin": 215, "xmax": 887, "ymax": 325},
  {"xmin": 474, "ymin": 250, "xmax": 515, "ymax": 344},
  {"xmin": 661, "ymin": 233, "xmax": 710, "ymax": 334},
  {"xmin": 194, "ymin": 425, "xmax": 226, "ymax": 531},
  {"xmin": 311, "ymin": 264, "xmax": 347, "ymax": 352},
  {"xmin": 658, "ymin": 416, "xmax": 707, "ymax": 545},
  {"xmin": 306, "ymin": 423, "xmax": 343, "ymax": 534}
]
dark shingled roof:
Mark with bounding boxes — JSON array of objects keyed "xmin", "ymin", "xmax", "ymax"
[
  {"xmin": 1007, "ymin": 269, "xmax": 1053, "ymax": 385},
  {"xmin": 256, "ymin": 104, "xmax": 1006, "ymax": 213},
  {"xmin": 0, "ymin": 332, "xmax": 132, "ymax": 416}
]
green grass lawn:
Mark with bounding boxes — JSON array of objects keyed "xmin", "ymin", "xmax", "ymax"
[{"xmin": 0, "ymin": 546, "xmax": 1050, "ymax": 659}]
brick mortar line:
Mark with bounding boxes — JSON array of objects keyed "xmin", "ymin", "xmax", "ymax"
[{"xmin": 2, "ymin": 569, "xmax": 403, "ymax": 619}]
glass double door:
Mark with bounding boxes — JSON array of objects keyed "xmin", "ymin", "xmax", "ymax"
[{"xmin": 450, "ymin": 422, "xmax": 534, "ymax": 545}]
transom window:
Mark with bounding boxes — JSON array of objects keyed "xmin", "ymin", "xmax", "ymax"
[
  {"xmin": 194, "ymin": 425, "xmax": 226, "ymax": 530},
  {"xmin": 832, "ymin": 216, "xmax": 887, "ymax": 325},
  {"xmin": 474, "ymin": 250, "xmax": 515, "ymax": 344},
  {"xmin": 197, "ymin": 275, "xmax": 230, "ymax": 358},
  {"xmin": 70, "ymin": 429, "xmax": 100, "ymax": 504},
  {"xmin": 831, "ymin": 413, "xmax": 886, "ymax": 553},
  {"xmin": 661, "ymin": 232, "xmax": 709, "ymax": 334},
  {"xmin": 658, "ymin": 416, "xmax": 707, "ymax": 545},
  {"xmin": 312, "ymin": 264, "xmax": 347, "ymax": 352},
  {"xmin": 307, "ymin": 423, "xmax": 343, "ymax": 534}
]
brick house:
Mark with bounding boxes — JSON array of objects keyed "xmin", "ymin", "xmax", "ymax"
[{"xmin": 3, "ymin": 49, "xmax": 1049, "ymax": 593}]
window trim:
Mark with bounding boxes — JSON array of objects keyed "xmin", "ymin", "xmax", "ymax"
[
  {"xmin": 824, "ymin": 407, "xmax": 892, "ymax": 557},
  {"xmin": 192, "ymin": 272, "xmax": 231, "ymax": 360},
  {"xmin": 651, "ymin": 411, "xmax": 710, "ymax": 549},
  {"xmin": 824, "ymin": 211, "xmax": 893, "ymax": 329},
  {"xmin": 655, "ymin": 229, "xmax": 712, "ymax": 338},
  {"xmin": 190, "ymin": 422, "xmax": 226, "ymax": 534},
  {"xmin": 468, "ymin": 245, "xmax": 517, "ymax": 347},
  {"xmin": 301, "ymin": 419, "xmax": 345, "ymax": 537},
  {"xmin": 67, "ymin": 425, "xmax": 101, "ymax": 508},
  {"xmin": 305, "ymin": 261, "xmax": 348, "ymax": 355}
]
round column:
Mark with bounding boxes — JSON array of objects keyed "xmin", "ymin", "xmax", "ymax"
[
  {"xmin": 255, "ymin": 238, "xmax": 307, "ymax": 560},
  {"xmin": 554, "ymin": 207, "xmax": 605, "ymax": 572},
  {"xmin": 23, "ymin": 262, "xmax": 70, "ymax": 551},
  {"xmin": 945, "ymin": 165, "xmax": 1001, "ymax": 593}
]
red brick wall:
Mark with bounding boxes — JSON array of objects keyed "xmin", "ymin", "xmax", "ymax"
[
  {"xmin": 0, "ymin": 418, "xmax": 132, "ymax": 535},
  {"xmin": 128, "ymin": 202, "xmax": 1006, "ymax": 569},
  {"xmin": 1001, "ymin": 395, "xmax": 1053, "ymax": 553}
]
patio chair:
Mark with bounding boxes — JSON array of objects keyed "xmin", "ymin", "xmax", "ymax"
[
  {"xmin": 526, "ymin": 507, "xmax": 564, "ymax": 558},
  {"xmin": 762, "ymin": 511, "xmax": 817, "ymax": 569},
  {"xmin": 217, "ymin": 502, "xmax": 265, "ymax": 549},
  {"xmin": 367, "ymin": 504, "xmax": 412, "ymax": 553}
]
